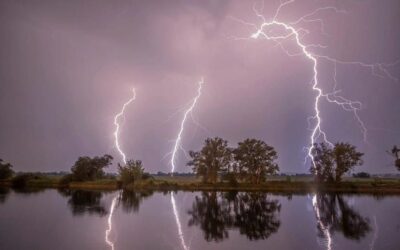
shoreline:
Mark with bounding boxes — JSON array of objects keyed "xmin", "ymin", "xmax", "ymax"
[{"xmin": 1, "ymin": 178, "xmax": 400, "ymax": 194}]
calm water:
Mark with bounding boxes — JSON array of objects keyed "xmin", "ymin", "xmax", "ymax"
[{"xmin": 0, "ymin": 188, "xmax": 399, "ymax": 250}]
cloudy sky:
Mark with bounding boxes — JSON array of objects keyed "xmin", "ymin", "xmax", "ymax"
[{"xmin": 0, "ymin": 0, "xmax": 399, "ymax": 174}]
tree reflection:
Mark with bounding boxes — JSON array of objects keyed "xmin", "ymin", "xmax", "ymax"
[
  {"xmin": 117, "ymin": 190, "xmax": 153, "ymax": 213},
  {"xmin": 188, "ymin": 191, "xmax": 281, "ymax": 242},
  {"xmin": 58, "ymin": 189, "xmax": 108, "ymax": 216},
  {"xmin": 314, "ymin": 193, "xmax": 371, "ymax": 242},
  {"xmin": 0, "ymin": 187, "xmax": 10, "ymax": 204}
]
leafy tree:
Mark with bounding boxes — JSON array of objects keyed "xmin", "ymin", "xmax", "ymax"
[
  {"xmin": 0, "ymin": 159, "xmax": 14, "ymax": 180},
  {"xmin": 233, "ymin": 139, "xmax": 279, "ymax": 183},
  {"xmin": 310, "ymin": 142, "xmax": 363, "ymax": 182},
  {"xmin": 118, "ymin": 160, "xmax": 145, "ymax": 186},
  {"xmin": 70, "ymin": 154, "xmax": 113, "ymax": 181},
  {"xmin": 187, "ymin": 137, "xmax": 232, "ymax": 183}
]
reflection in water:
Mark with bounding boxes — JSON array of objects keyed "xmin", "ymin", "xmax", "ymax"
[
  {"xmin": 312, "ymin": 194, "xmax": 332, "ymax": 250},
  {"xmin": 106, "ymin": 195, "xmax": 118, "ymax": 250},
  {"xmin": 312, "ymin": 193, "xmax": 371, "ymax": 249},
  {"xmin": 171, "ymin": 192, "xmax": 189, "ymax": 250},
  {"xmin": 118, "ymin": 190, "xmax": 153, "ymax": 213},
  {"xmin": 188, "ymin": 192, "xmax": 281, "ymax": 242},
  {"xmin": 58, "ymin": 189, "xmax": 108, "ymax": 216},
  {"xmin": 0, "ymin": 187, "xmax": 10, "ymax": 204},
  {"xmin": 369, "ymin": 216, "xmax": 378, "ymax": 250}
]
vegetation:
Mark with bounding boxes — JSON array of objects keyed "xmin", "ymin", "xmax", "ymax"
[
  {"xmin": 389, "ymin": 145, "xmax": 400, "ymax": 171},
  {"xmin": 234, "ymin": 139, "xmax": 279, "ymax": 184},
  {"xmin": 188, "ymin": 137, "xmax": 232, "ymax": 184},
  {"xmin": 0, "ymin": 159, "xmax": 14, "ymax": 180},
  {"xmin": 188, "ymin": 137, "xmax": 279, "ymax": 184},
  {"xmin": 310, "ymin": 142, "xmax": 364, "ymax": 182},
  {"xmin": 118, "ymin": 160, "xmax": 152, "ymax": 187},
  {"xmin": 352, "ymin": 172, "xmax": 371, "ymax": 178}
]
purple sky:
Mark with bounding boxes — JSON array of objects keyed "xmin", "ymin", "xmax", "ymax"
[{"xmin": 0, "ymin": 0, "xmax": 399, "ymax": 174}]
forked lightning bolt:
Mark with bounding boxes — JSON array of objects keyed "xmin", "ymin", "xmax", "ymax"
[
  {"xmin": 113, "ymin": 88, "xmax": 137, "ymax": 164},
  {"xmin": 312, "ymin": 194, "xmax": 332, "ymax": 250},
  {"xmin": 170, "ymin": 78, "xmax": 204, "ymax": 174},
  {"xmin": 232, "ymin": 0, "xmax": 397, "ymax": 169}
]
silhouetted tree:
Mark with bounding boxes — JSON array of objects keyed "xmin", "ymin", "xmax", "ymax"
[
  {"xmin": 118, "ymin": 160, "xmax": 145, "ymax": 186},
  {"xmin": 388, "ymin": 145, "xmax": 400, "ymax": 171},
  {"xmin": 0, "ymin": 159, "xmax": 14, "ymax": 180},
  {"xmin": 233, "ymin": 139, "xmax": 279, "ymax": 183},
  {"xmin": 0, "ymin": 187, "xmax": 10, "ymax": 204},
  {"xmin": 187, "ymin": 137, "xmax": 232, "ymax": 183},
  {"xmin": 70, "ymin": 154, "xmax": 113, "ymax": 181},
  {"xmin": 310, "ymin": 142, "xmax": 363, "ymax": 182}
]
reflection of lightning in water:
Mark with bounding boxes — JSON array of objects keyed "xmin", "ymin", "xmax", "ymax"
[
  {"xmin": 170, "ymin": 78, "xmax": 204, "ymax": 174},
  {"xmin": 369, "ymin": 216, "xmax": 378, "ymax": 250},
  {"xmin": 106, "ymin": 196, "xmax": 118, "ymax": 250},
  {"xmin": 312, "ymin": 194, "xmax": 332, "ymax": 250},
  {"xmin": 171, "ymin": 192, "xmax": 189, "ymax": 250},
  {"xmin": 113, "ymin": 88, "xmax": 137, "ymax": 164},
  {"xmin": 231, "ymin": 0, "xmax": 398, "ymax": 171}
]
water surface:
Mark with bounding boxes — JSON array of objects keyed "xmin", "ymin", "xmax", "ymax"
[{"xmin": 0, "ymin": 188, "xmax": 399, "ymax": 250}]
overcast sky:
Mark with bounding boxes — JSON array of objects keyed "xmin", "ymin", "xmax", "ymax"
[{"xmin": 0, "ymin": 0, "xmax": 399, "ymax": 174}]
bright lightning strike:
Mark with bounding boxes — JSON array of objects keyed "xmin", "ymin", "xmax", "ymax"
[
  {"xmin": 232, "ymin": 0, "xmax": 397, "ymax": 170},
  {"xmin": 170, "ymin": 78, "xmax": 204, "ymax": 174},
  {"xmin": 171, "ymin": 192, "xmax": 189, "ymax": 250},
  {"xmin": 113, "ymin": 88, "xmax": 137, "ymax": 165},
  {"xmin": 105, "ymin": 196, "xmax": 118, "ymax": 250}
]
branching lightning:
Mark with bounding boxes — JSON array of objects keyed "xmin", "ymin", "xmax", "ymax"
[
  {"xmin": 171, "ymin": 192, "xmax": 189, "ymax": 250},
  {"xmin": 113, "ymin": 88, "xmax": 137, "ymax": 165},
  {"xmin": 105, "ymin": 196, "xmax": 118, "ymax": 250},
  {"xmin": 231, "ymin": 0, "xmax": 398, "ymax": 169},
  {"xmin": 170, "ymin": 78, "xmax": 204, "ymax": 174}
]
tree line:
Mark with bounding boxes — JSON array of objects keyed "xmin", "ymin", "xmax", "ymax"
[{"xmin": 1, "ymin": 142, "xmax": 400, "ymax": 185}]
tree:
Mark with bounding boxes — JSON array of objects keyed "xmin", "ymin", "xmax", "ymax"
[
  {"xmin": 70, "ymin": 154, "xmax": 113, "ymax": 181},
  {"xmin": 118, "ymin": 160, "xmax": 145, "ymax": 186},
  {"xmin": 187, "ymin": 137, "xmax": 232, "ymax": 183},
  {"xmin": 310, "ymin": 142, "xmax": 364, "ymax": 182},
  {"xmin": 233, "ymin": 139, "xmax": 279, "ymax": 183},
  {"xmin": 389, "ymin": 145, "xmax": 400, "ymax": 171},
  {"xmin": 0, "ymin": 159, "xmax": 14, "ymax": 180}
]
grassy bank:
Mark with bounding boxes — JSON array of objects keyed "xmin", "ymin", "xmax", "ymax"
[{"xmin": 1, "ymin": 175, "xmax": 400, "ymax": 194}]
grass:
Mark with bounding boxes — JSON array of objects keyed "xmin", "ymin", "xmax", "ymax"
[{"xmin": 1, "ymin": 175, "xmax": 400, "ymax": 194}]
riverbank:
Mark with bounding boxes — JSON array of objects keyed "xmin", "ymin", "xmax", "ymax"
[{"xmin": 1, "ymin": 176, "xmax": 400, "ymax": 194}]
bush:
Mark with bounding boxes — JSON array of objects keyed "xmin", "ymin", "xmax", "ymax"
[
  {"xmin": 0, "ymin": 159, "xmax": 14, "ymax": 180},
  {"xmin": 352, "ymin": 172, "xmax": 371, "ymax": 178},
  {"xmin": 118, "ymin": 160, "xmax": 145, "ymax": 186},
  {"xmin": 12, "ymin": 173, "xmax": 35, "ymax": 188},
  {"xmin": 60, "ymin": 174, "xmax": 74, "ymax": 186}
]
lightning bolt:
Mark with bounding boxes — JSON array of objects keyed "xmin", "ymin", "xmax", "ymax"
[
  {"xmin": 170, "ymin": 78, "xmax": 204, "ymax": 174},
  {"xmin": 231, "ymin": 0, "xmax": 397, "ymax": 170},
  {"xmin": 105, "ymin": 196, "xmax": 118, "ymax": 250},
  {"xmin": 113, "ymin": 88, "xmax": 137, "ymax": 165},
  {"xmin": 171, "ymin": 192, "xmax": 189, "ymax": 250}
]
